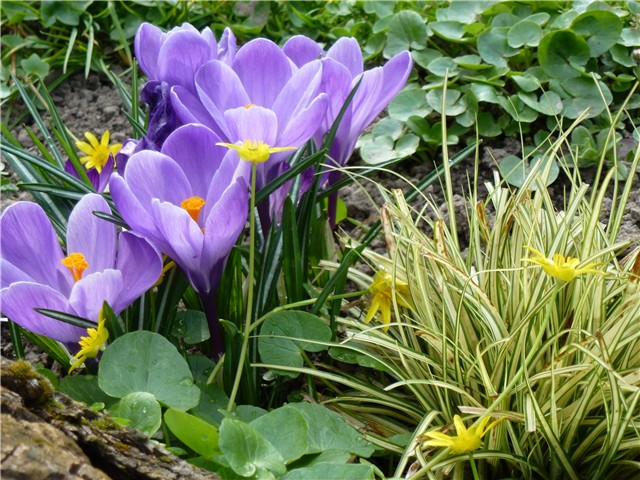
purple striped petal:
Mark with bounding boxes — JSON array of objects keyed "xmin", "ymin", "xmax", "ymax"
[
  {"xmin": 0, "ymin": 282, "xmax": 85, "ymax": 343},
  {"xmin": 135, "ymin": 23, "xmax": 164, "ymax": 80},
  {"xmin": 66, "ymin": 194, "xmax": 116, "ymax": 275},
  {"xmin": 224, "ymin": 106, "xmax": 278, "ymax": 146},
  {"xmin": 218, "ymin": 28, "xmax": 237, "ymax": 64},
  {"xmin": 283, "ymin": 36, "xmax": 324, "ymax": 68},
  {"xmin": 278, "ymin": 93, "xmax": 328, "ymax": 148},
  {"xmin": 109, "ymin": 173, "xmax": 158, "ymax": 239},
  {"xmin": 170, "ymin": 85, "xmax": 220, "ymax": 137},
  {"xmin": 0, "ymin": 259, "xmax": 34, "ymax": 288},
  {"xmin": 161, "ymin": 124, "xmax": 227, "ymax": 198},
  {"xmin": 113, "ymin": 231, "xmax": 162, "ymax": 313},
  {"xmin": 326, "ymin": 37, "xmax": 363, "ymax": 78},
  {"xmin": 68, "ymin": 269, "xmax": 123, "ymax": 321},
  {"xmin": 233, "ymin": 38, "xmax": 293, "ymax": 108},
  {"xmin": 0, "ymin": 202, "xmax": 69, "ymax": 294}
]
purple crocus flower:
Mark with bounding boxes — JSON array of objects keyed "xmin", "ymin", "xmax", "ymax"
[
  {"xmin": 283, "ymin": 36, "xmax": 413, "ymax": 224},
  {"xmin": 109, "ymin": 123, "xmax": 249, "ymax": 353},
  {"xmin": 171, "ymin": 38, "xmax": 328, "ymax": 224},
  {"xmin": 0, "ymin": 194, "xmax": 163, "ymax": 343}
]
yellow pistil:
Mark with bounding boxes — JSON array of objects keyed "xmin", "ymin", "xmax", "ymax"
[
  {"xmin": 75, "ymin": 131, "xmax": 122, "ymax": 173},
  {"xmin": 61, "ymin": 253, "xmax": 88, "ymax": 282},
  {"xmin": 523, "ymin": 246, "xmax": 604, "ymax": 282},
  {"xmin": 68, "ymin": 312, "xmax": 109, "ymax": 374},
  {"xmin": 364, "ymin": 271, "xmax": 412, "ymax": 332},
  {"xmin": 181, "ymin": 196, "xmax": 206, "ymax": 223},
  {"xmin": 423, "ymin": 415, "xmax": 504, "ymax": 455},
  {"xmin": 216, "ymin": 140, "xmax": 296, "ymax": 164}
]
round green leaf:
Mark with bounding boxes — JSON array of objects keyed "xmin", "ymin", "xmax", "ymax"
[
  {"xmin": 430, "ymin": 21, "xmax": 466, "ymax": 41},
  {"xmin": 384, "ymin": 10, "xmax": 427, "ymax": 57},
  {"xmin": 538, "ymin": 30, "xmax": 590, "ymax": 79},
  {"xmin": 426, "ymin": 56, "xmax": 459, "ymax": 77},
  {"xmin": 453, "ymin": 54, "xmax": 492, "ymax": 70},
  {"xmin": 388, "ymin": 89, "xmax": 430, "ymax": 121},
  {"xmin": 507, "ymin": 20, "xmax": 543, "ymax": 48},
  {"xmin": 497, "ymin": 95, "xmax": 538, "ymax": 123},
  {"xmin": 477, "ymin": 27, "xmax": 519, "ymax": 67},
  {"xmin": 426, "ymin": 89, "xmax": 467, "ymax": 116},
  {"xmin": 172, "ymin": 310, "xmax": 210, "ymax": 344},
  {"xmin": 571, "ymin": 10, "xmax": 623, "ymax": 56},
  {"xmin": 164, "ymin": 409, "xmax": 221, "ymax": 458},
  {"xmin": 284, "ymin": 463, "xmax": 374, "ymax": 480},
  {"xmin": 98, "ymin": 331, "xmax": 200, "ymax": 411},
  {"xmin": 110, "ymin": 392, "xmax": 161, "ymax": 437},
  {"xmin": 20, "ymin": 54, "xmax": 50, "ymax": 80},
  {"xmin": 517, "ymin": 91, "xmax": 563, "ymax": 116},
  {"xmin": 258, "ymin": 311, "xmax": 331, "ymax": 378},
  {"xmin": 251, "ymin": 407, "xmax": 309, "ymax": 464},
  {"xmin": 219, "ymin": 418, "xmax": 286, "ymax": 477},
  {"xmin": 40, "ymin": 0, "xmax": 92, "ymax": 27},
  {"xmin": 372, "ymin": 118, "xmax": 405, "ymax": 140},
  {"xmin": 512, "ymin": 74, "xmax": 540, "ymax": 93}
]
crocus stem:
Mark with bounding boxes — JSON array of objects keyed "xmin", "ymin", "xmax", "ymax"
[
  {"xmin": 201, "ymin": 292, "xmax": 224, "ymax": 357},
  {"xmin": 227, "ymin": 161, "xmax": 258, "ymax": 411}
]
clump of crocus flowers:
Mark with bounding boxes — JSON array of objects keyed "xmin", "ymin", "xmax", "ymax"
[{"xmin": 0, "ymin": 23, "xmax": 412, "ymax": 367}]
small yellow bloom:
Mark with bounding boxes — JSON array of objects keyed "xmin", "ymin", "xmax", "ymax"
[
  {"xmin": 523, "ymin": 246, "xmax": 604, "ymax": 282},
  {"xmin": 75, "ymin": 131, "xmax": 122, "ymax": 173},
  {"xmin": 423, "ymin": 415, "xmax": 503, "ymax": 455},
  {"xmin": 216, "ymin": 140, "xmax": 296, "ymax": 164},
  {"xmin": 364, "ymin": 271, "xmax": 411, "ymax": 332},
  {"xmin": 68, "ymin": 313, "xmax": 109, "ymax": 374}
]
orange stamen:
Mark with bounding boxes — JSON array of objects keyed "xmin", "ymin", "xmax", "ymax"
[
  {"xmin": 61, "ymin": 253, "xmax": 88, "ymax": 282},
  {"xmin": 181, "ymin": 196, "xmax": 206, "ymax": 223}
]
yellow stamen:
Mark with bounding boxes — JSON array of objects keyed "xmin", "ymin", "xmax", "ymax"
[
  {"xmin": 243, "ymin": 103, "xmax": 256, "ymax": 109},
  {"xmin": 216, "ymin": 140, "xmax": 296, "ymax": 164},
  {"xmin": 61, "ymin": 253, "xmax": 88, "ymax": 282},
  {"xmin": 181, "ymin": 196, "xmax": 206, "ymax": 223}
]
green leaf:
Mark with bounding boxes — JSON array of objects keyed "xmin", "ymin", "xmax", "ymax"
[
  {"xmin": 40, "ymin": 0, "xmax": 92, "ymax": 27},
  {"xmin": 359, "ymin": 134, "xmax": 419, "ymax": 165},
  {"xmin": 384, "ymin": 10, "xmax": 427, "ymax": 57},
  {"xmin": 411, "ymin": 48, "xmax": 442, "ymax": 69},
  {"xmin": 497, "ymin": 95, "xmax": 539, "ymax": 123},
  {"xmin": 219, "ymin": 418, "xmax": 286, "ymax": 477},
  {"xmin": 20, "ymin": 54, "xmax": 50, "ymax": 80},
  {"xmin": 430, "ymin": 21, "xmax": 466, "ymax": 41},
  {"xmin": 286, "ymin": 403, "xmax": 375, "ymax": 457},
  {"xmin": 258, "ymin": 311, "xmax": 331, "ymax": 378},
  {"xmin": 388, "ymin": 89, "xmax": 430, "ymax": 121},
  {"xmin": 164, "ymin": 409, "xmax": 221, "ymax": 458},
  {"xmin": 59, "ymin": 374, "xmax": 117, "ymax": 407},
  {"xmin": 619, "ymin": 28, "xmax": 640, "ymax": 47},
  {"xmin": 517, "ymin": 91, "xmax": 563, "ymax": 116},
  {"xmin": 372, "ymin": 118, "xmax": 405, "ymax": 140},
  {"xmin": 250, "ymin": 407, "xmax": 309, "ymax": 464},
  {"xmin": 288, "ymin": 449, "xmax": 352, "ymax": 469},
  {"xmin": 499, "ymin": 155, "xmax": 559, "ymax": 188},
  {"xmin": 98, "ymin": 331, "xmax": 200, "ymax": 411},
  {"xmin": 554, "ymin": 77, "xmax": 613, "ymax": 119},
  {"xmin": 426, "ymin": 56, "xmax": 458, "ymax": 77},
  {"xmin": 507, "ymin": 20, "xmax": 543, "ymax": 48},
  {"xmin": 453, "ymin": 54, "xmax": 492, "ymax": 70},
  {"xmin": 188, "ymin": 355, "xmax": 229, "ymax": 427},
  {"xmin": 363, "ymin": 0, "xmax": 394, "ymax": 18},
  {"xmin": 172, "ymin": 310, "xmax": 210, "ymax": 344},
  {"xmin": 329, "ymin": 346, "xmax": 391, "ymax": 372},
  {"xmin": 477, "ymin": 27, "xmax": 519, "ymax": 67},
  {"xmin": 285, "ymin": 463, "xmax": 374, "ymax": 480},
  {"xmin": 426, "ymin": 89, "xmax": 467, "ymax": 116},
  {"xmin": 512, "ymin": 74, "xmax": 540, "ymax": 93},
  {"xmin": 110, "ymin": 392, "xmax": 162, "ymax": 437},
  {"xmin": 571, "ymin": 10, "xmax": 622, "ymax": 56},
  {"xmin": 538, "ymin": 30, "xmax": 590, "ymax": 79}
]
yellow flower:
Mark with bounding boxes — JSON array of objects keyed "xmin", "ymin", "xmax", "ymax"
[
  {"xmin": 216, "ymin": 140, "xmax": 296, "ymax": 163},
  {"xmin": 364, "ymin": 271, "xmax": 411, "ymax": 332},
  {"xmin": 68, "ymin": 313, "xmax": 109, "ymax": 374},
  {"xmin": 423, "ymin": 415, "xmax": 503, "ymax": 455},
  {"xmin": 523, "ymin": 246, "xmax": 604, "ymax": 282},
  {"xmin": 75, "ymin": 131, "xmax": 122, "ymax": 173}
]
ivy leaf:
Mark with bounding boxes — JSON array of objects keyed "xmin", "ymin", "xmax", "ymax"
[{"xmin": 384, "ymin": 10, "xmax": 427, "ymax": 57}]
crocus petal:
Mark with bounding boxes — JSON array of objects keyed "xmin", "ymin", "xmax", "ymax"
[
  {"xmin": 170, "ymin": 85, "xmax": 223, "ymax": 139},
  {"xmin": 0, "ymin": 259, "xmax": 35, "ymax": 288},
  {"xmin": 272, "ymin": 60, "xmax": 324, "ymax": 133},
  {"xmin": 204, "ymin": 151, "xmax": 247, "ymax": 214},
  {"xmin": 66, "ymin": 193, "xmax": 117, "ymax": 275},
  {"xmin": 195, "ymin": 60, "xmax": 251, "ymax": 138},
  {"xmin": 348, "ymin": 68, "xmax": 384, "ymax": 139},
  {"xmin": 135, "ymin": 23, "xmax": 164, "ymax": 79},
  {"xmin": 151, "ymin": 199, "xmax": 208, "ymax": 293},
  {"xmin": 122, "ymin": 150, "xmax": 192, "ymax": 208},
  {"xmin": 113, "ymin": 231, "xmax": 162, "ymax": 313},
  {"xmin": 317, "ymin": 58, "xmax": 353, "ymax": 132},
  {"xmin": 218, "ymin": 27, "xmax": 237, "ymax": 64},
  {"xmin": 224, "ymin": 106, "xmax": 278, "ymax": 146},
  {"xmin": 203, "ymin": 179, "xmax": 249, "ymax": 289},
  {"xmin": 233, "ymin": 38, "xmax": 293, "ymax": 108},
  {"xmin": 278, "ymin": 94, "xmax": 328, "ymax": 148},
  {"xmin": 0, "ymin": 282, "xmax": 85, "ymax": 343},
  {"xmin": 109, "ymin": 173, "xmax": 158, "ymax": 238},
  {"xmin": 157, "ymin": 29, "xmax": 217, "ymax": 91},
  {"xmin": 326, "ymin": 37, "xmax": 363, "ymax": 78},
  {"xmin": 161, "ymin": 124, "xmax": 228, "ymax": 198},
  {"xmin": 283, "ymin": 35, "xmax": 324, "ymax": 68},
  {"xmin": 69, "ymin": 270, "xmax": 123, "ymax": 320},
  {"xmin": 0, "ymin": 202, "xmax": 68, "ymax": 294}
]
